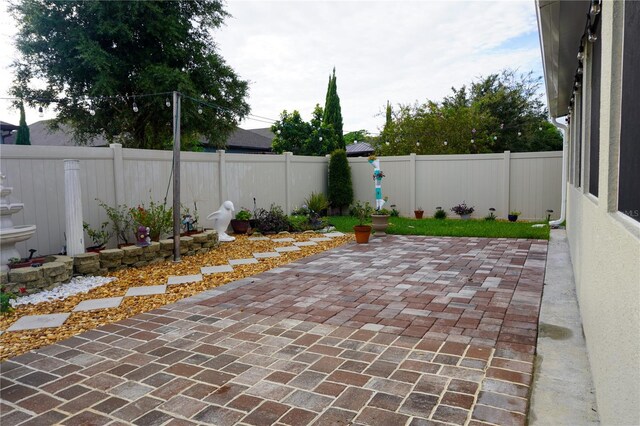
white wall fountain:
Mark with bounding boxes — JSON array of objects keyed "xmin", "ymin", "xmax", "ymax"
[{"xmin": 0, "ymin": 171, "xmax": 37, "ymax": 272}]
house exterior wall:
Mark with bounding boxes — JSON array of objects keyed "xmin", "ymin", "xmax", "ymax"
[{"xmin": 562, "ymin": 2, "xmax": 640, "ymax": 424}]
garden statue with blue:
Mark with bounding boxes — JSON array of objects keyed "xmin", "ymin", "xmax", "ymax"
[
  {"xmin": 208, "ymin": 200, "xmax": 236, "ymax": 242},
  {"xmin": 368, "ymin": 156, "xmax": 386, "ymax": 211}
]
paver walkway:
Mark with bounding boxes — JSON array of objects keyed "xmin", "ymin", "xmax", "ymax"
[{"xmin": 1, "ymin": 235, "xmax": 547, "ymax": 425}]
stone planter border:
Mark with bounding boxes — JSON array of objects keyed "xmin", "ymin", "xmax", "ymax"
[{"xmin": 1, "ymin": 231, "xmax": 218, "ymax": 294}]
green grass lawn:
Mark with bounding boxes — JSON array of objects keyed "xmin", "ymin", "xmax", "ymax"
[{"xmin": 327, "ymin": 216, "xmax": 550, "ymax": 240}]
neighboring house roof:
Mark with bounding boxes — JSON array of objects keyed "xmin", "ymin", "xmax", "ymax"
[
  {"xmin": 536, "ymin": 0, "xmax": 591, "ymax": 118},
  {"xmin": 1, "ymin": 120, "xmax": 274, "ymax": 152},
  {"xmin": 247, "ymin": 127, "xmax": 275, "ymax": 142},
  {"xmin": 225, "ymin": 128, "xmax": 273, "ymax": 152},
  {"xmin": 1, "ymin": 120, "xmax": 108, "ymax": 146},
  {"xmin": 1, "ymin": 121, "xmax": 20, "ymax": 132},
  {"xmin": 346, "ymin": 142, "xmax": 375, "ymax": 157}
]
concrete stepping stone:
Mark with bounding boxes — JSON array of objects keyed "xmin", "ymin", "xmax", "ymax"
[
  {"xmin": 253, "ymin": 252, "xmax": 281, "ymax": 259},
  {"xmin": 201, "ymin": 265, "xmax": 234, "ymax": 275},
  {"xmin": 325, "ymin": 232, "xmax": 345, "ymax": 237},
  {"xmin": 294, "ymin": 241, "xmax": 318, "ymax": 247},
  {"xmin": 73, "ymin": 297, "xmax": 123, "ymax": 312},
  {"xmin": 229, "ymin": 258, "xmax": 259, "ymax": 266},
  {"xmin": 310, "ymin": 237, "xmax": 332, "ymax": 242},
  {"xmin": 248, "ymin": 237, "xmax": 270, "ymax": 241},
  {"xmin": 275, "ymin": 246, "xmax": 301, "ymax": 253},
  {"xmin": 7, "ymin": 313, "xmax": 70, "ymax": 331},
  {"xmin": 272, "ymin": 237, "xmax": 295, "ymax": 242},
  {"xmin": 167, "ymin": 274, "xmax": 203, "ymax": 285},
  {"xmin": 125, "ymin": 285, "xmax": 167, "ymax": 297}
]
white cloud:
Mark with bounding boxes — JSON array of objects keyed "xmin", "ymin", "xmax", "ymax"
[
  {"xmin": 1, "ymin": 0, "xmax": 543, "ymax": 135},
  {"xmin": 217, "ymin": 0, "xmax": 542, "ymax": 133}
]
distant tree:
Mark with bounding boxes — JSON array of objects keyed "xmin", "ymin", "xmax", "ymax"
[
  {"xmin": 328, "ymin": 149, "xmax": 353, "ymax": 215},
  {"xmin": 271, "ymin": 105, "xmax": 337, "ymax": 156},
  {"xmin": 374, "ymin": 70, "xmax": 562, "ymax": 155},
  {"xmin": 323, "ymin": 68, "xmax": 345, "ymax": 150},
  {"xmin": 271, "ymin": 110, "xmax": 311, "ymax": 155},
  {"xmin": 344, "ymin": 130, "xmax": 369, "ymax": 146},
  {"xmin": 15, "ymin": 102, "xmax": 30, "ymax": 145},
  {"xmin": 10, "ymin": 0, "xmax": 249, "ymax": 150}
]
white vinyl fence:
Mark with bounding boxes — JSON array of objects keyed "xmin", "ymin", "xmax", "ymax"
[{"xmin": 0, "ymin": 144, "xmax": 561, "ymax": 257}]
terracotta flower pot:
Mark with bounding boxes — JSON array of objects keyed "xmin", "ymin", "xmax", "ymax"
[
  {"xmin": 230, "ymin": 219, "xmax": 250, "ymax": 234},
  {"xmin": 353, "ymin": 225, "xmax": 372, "ymax": 244},
  {"xmin": 414, "ymin": 210, "xmax": 424, "ymax": 219}
]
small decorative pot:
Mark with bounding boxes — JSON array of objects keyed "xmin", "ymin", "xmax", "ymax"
[
  {"xmin": 414, "ymin": 210, "xmax": 424, "ymax": 219},
  {"xmin": 460, "ymin": 214, "xmax": 471, "ymax": 220},
  {"xmin": 508, "ymin": 215, "xmax": 519, "ymax": 222},
  {"xmin": 371, "ymin": 214, "xmax": 390, "ymax": 236},
  {"xmin": 353, "ymin": 225, "xmax": 372, "ymax": 244},
  {"xmin": 230, "ymin": 219, "xmax": 250, "ymax": 234}
]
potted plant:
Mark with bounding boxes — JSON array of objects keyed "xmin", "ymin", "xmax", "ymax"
[
  {"xmin": 83, "ymin": 221, "xmax": 112, "ymax": 251},
  {"xmin": 96, "ymin": 199, "xmax": 133, "ymax": 247},
  {"xmin": 508, "ymin": 210, "xmax": 521, "ymax": 222},
  {"xmin": 372, "ymin": 208, "xmax": 391, "ymax": 236},
  {"xmin": 350, "ymin": 201, "xmax": 373, "ymax": 244},
  {"xmin": 451, "ymin": 202, "xmax": 474, "ymax": 220},
  {"xmin": 231, "ymin": 208, "xmax": 252, "ymax": 234},
  {"xmin": 414, "ymin": 207, "xmax": 424, "ymax": 219},
  {"xmin": 434, "ymin": 206, "xmax": 447, "ymax": 220}
]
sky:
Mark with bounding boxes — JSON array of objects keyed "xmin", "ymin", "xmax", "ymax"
[{"xmin": 0, "ymin": 0, "xmax": 543, "ymax": 135}]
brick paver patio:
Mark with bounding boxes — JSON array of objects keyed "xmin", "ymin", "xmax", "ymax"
[{"xmin": 0, "ymin": 236, "xmax": 547, "ymax": 425}]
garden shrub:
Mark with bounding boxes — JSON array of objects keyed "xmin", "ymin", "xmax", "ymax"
[
  {"xmin": 328, "ymin": 149, "xmax": 353, "ymax": 215},
  {"xmin": 305, "ymin": 192, "xmax": 329, "ymax": 215},
  {"xmin": 255, "ymin": 204, "xmax": 290, "ymax": 233}
]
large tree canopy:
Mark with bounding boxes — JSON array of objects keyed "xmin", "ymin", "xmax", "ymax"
[
  {"xmin": 10, "ymin": 0, "xmax": 249, "ymax": 150},
  {"xmin": 374, "ymin": 70, "xmax": 562, "ymax": 155}
]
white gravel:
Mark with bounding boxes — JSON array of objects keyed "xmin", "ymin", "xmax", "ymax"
[{"xmin": 10, "ymin": 276, "xmax": 117, "ymax": 307}]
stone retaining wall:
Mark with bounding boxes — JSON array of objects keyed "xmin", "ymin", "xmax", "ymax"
[{"xmin": 1, "ymin": 231, "xmax": 218, "ymax": 294}]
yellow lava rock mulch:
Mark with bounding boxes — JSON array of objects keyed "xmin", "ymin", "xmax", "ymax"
[{"xmin": 0, "ymin": 233, "xmax": 353, "ymax": 361}]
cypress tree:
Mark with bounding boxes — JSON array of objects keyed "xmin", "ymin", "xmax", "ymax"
[
  {"xmin": 323, "ymin": 68, "xmax": 345, "ymax": 150},
  {"xmin": 328, "ymin": 149, "xmax": 353, "ymax": 214},
  {"xmin": 15, "ymin": 102, "xmax": 31, "ymax": 145}
]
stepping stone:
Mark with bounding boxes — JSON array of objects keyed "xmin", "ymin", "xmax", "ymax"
[
  {"xmin": 7, "ymin": 313, "xmax": 70, "ymax": 331},
  {"xmin": 275, "ymin": 246, "xmax": 301, "ymax": 253},
  {"xmin": 253, "ymin": 252, "xmax": 281, "ymax": 259},
  {"xmin": 201, "ymin": 265, "xmax": 234, "ymax": 275},
  {"xmin": 167, "ymin": 274, "xmax": 203, "ymax": 285},
  {"xmin": 294, "ymin": 241, "xmax": 318, "ymax": 247},
  {"xmin": 310, "ymin": 237, "xmax": 332, "ymax": 242},
  {"xmin": 125, "ymin": 285, "xmax": 167, "ymax": 297},
  {"xmin": 272, "ymin": 237, "xmax": 295, "ymax": 242},
  {"xmin": 248, "ymin": 237, "xmax": 270, "ymax": 241},
  {"xmin": 229, "ymin": 258, "xmax": 259, "ymax": 266},
  {"xmin": 73, "ymin": 297, "xmax": 123, "ymax": 312},
  {"xmin": 325, "ymin": 232, "xmax": 345, "ymax": 237}
]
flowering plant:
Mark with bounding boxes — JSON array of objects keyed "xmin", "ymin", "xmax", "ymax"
[
  {"xmin": 129, "ymin": 200, "xmax": 172, "ymax": 241},
  {"xmin": 1, "ymin": 287, "xmax": 17, "ymax": 313},
  {"xmin": 451, "ymin": 202, "xmax": 475, "ymax": 216}
]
